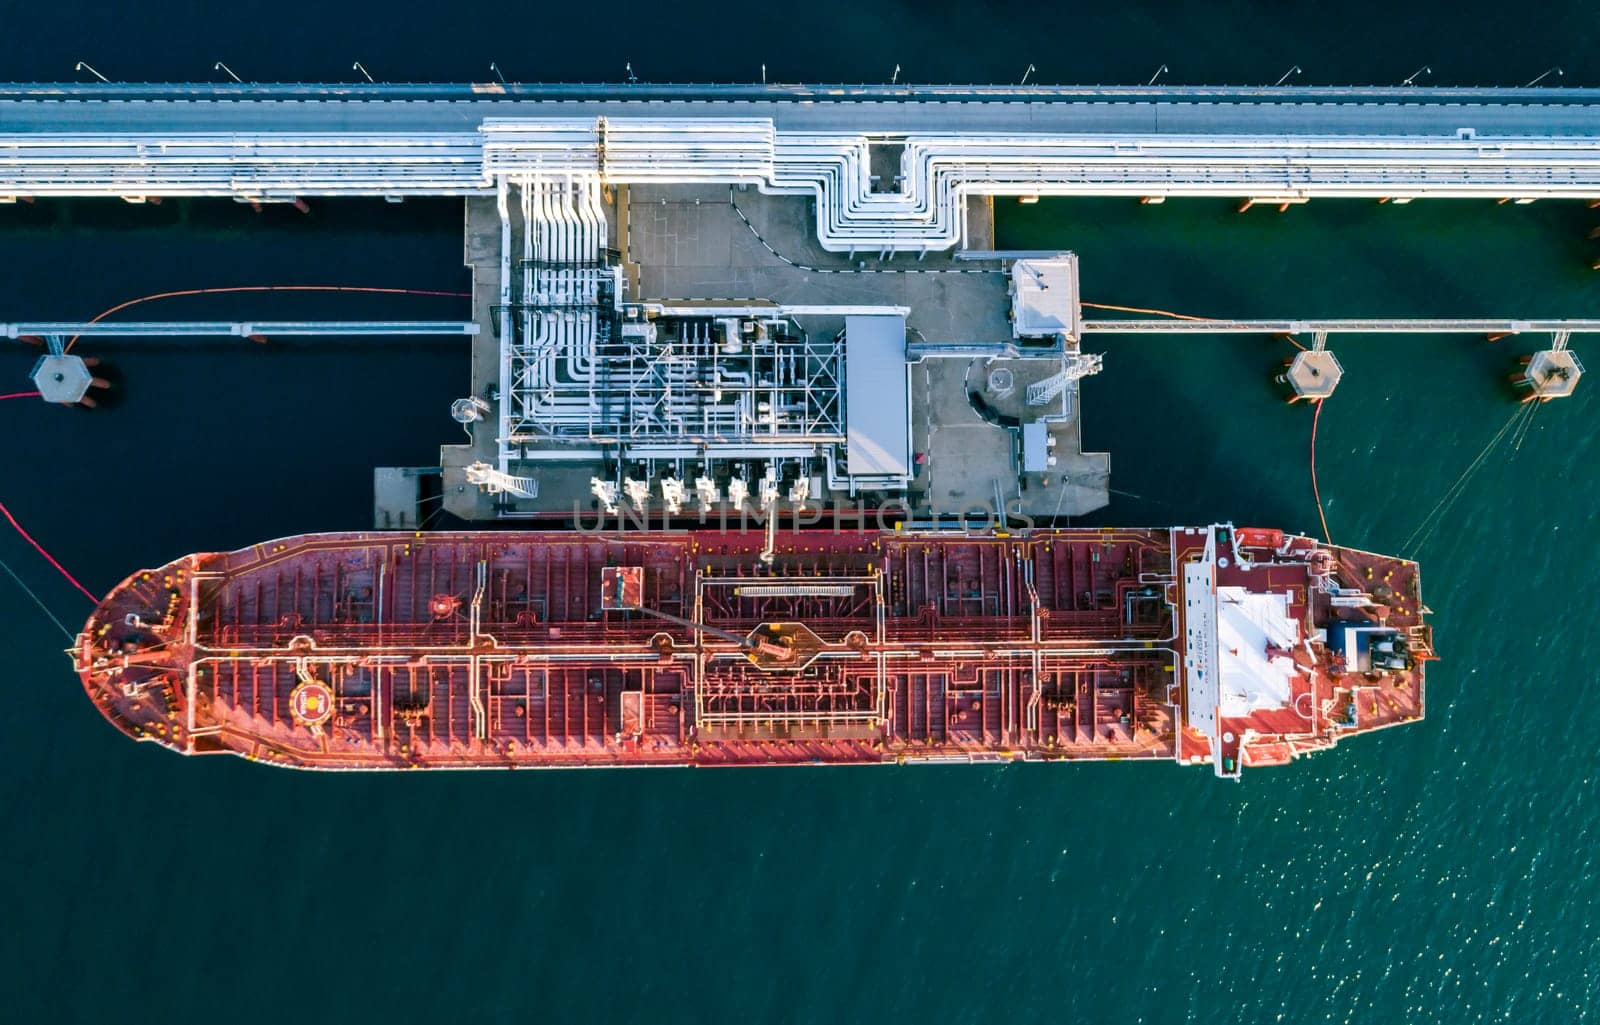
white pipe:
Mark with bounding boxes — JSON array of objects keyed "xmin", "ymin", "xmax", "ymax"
[{"xmin": 496, "ymin": 174, "xmax": 513, "ymax": 477}]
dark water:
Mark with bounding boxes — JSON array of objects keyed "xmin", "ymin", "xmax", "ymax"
[
  {"xmin": 0, "ymin": 0, "xmax": 1597, "ymax": 85},
  {"xmin": 4, "ymin": 7, "xmax": 1600, "ymax": 1023}
]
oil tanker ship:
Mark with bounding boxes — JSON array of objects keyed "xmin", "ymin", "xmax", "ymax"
[{"xmin": 74, "ymin": 525, "xmax": 1430, "ymax": 779}]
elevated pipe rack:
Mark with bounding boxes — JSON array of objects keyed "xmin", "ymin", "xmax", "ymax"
[{"xmin": 4, "ymin": 82, "xmax": 1599, "ymax": 251}]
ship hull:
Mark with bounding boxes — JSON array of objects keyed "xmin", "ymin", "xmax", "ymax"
[{"xmin": 75, "ymin": 526, "xmax": 1429, "ymax": 776}]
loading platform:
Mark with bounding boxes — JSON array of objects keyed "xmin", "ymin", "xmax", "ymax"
[{"xmin": 6, "ymin": 81, "xmax": 1597, "ymax": 514}]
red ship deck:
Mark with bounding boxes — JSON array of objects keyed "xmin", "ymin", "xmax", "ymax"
[
  {"xmin": 1170, "ymin": 526, "xmax": 1430, "ymax": 777},
  {"xmin": 74, "ymin": 525, "xmax": 1430, "ymax": 777}
]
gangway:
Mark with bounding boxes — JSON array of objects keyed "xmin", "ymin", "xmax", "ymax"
[
  {"xmin": 3, "ymin": 320, "xmax": 478, "ymax": 339},
  {"xmin": 1026, "ymin": 352, "xmax": 1105, "ymax": 406}
]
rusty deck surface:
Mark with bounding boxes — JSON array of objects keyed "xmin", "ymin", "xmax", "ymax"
[{"xmin": 75, "ymin": 526, "xmax": 1430, "ymax": 777}]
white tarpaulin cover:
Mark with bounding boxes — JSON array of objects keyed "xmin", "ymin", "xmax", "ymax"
[{"xmin": 1216, "ymin": 585, "xmax": 1300, "ymax": 716}]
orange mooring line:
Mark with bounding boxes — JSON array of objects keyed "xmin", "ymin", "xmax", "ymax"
[
  {"xmin": 1310, "ymin": 399, "xmax": 1332, "ymax": 544},
  {"xmin": 64, "ymin": 284, "xmax": 471, "ymax": 352},
  {"xmin": 0, "ymin": 497, "xmax": 97, "ymax": 602},
  {"xmin": 1081, "ymin": 300, "xmax": 1213, "ymax": 321},
  {"xmin": 0, "ymin": 391, "xmax": 42, "ymax": 401},
  {"xmin": 1080, "ymin": 300, "xmax": 1309, "ymax": 349},
  {"xmin": 1084, "ymin": 297, "xmax": 1327, "ymax": 534}
]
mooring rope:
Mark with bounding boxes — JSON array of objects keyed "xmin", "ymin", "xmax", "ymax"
[{"xmin": 0, "ymin": 498, "xmax": 97, "ymax": 602}]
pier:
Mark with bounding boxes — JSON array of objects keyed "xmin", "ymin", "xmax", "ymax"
[
  {"xmin": 3, "ymin": 83, "xmax": 1600, "ymax": 250},
  {"xmin": 5, "ymin": 81, "xmax": 1598, "ymax": 521}
]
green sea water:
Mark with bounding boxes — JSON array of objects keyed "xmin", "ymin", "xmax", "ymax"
[
  {"xmin": 4, "ymin": 20, "xmax": 1600, "ymax": 1023},
  {"xmin": 5, "ymin": 191, "xmax": 1595, "ymax": 1025}
]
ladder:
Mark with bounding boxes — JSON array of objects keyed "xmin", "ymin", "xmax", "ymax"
[{"xmin": 1026, "ymin": 352, "xmax": 1104, "ymax": 406}]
